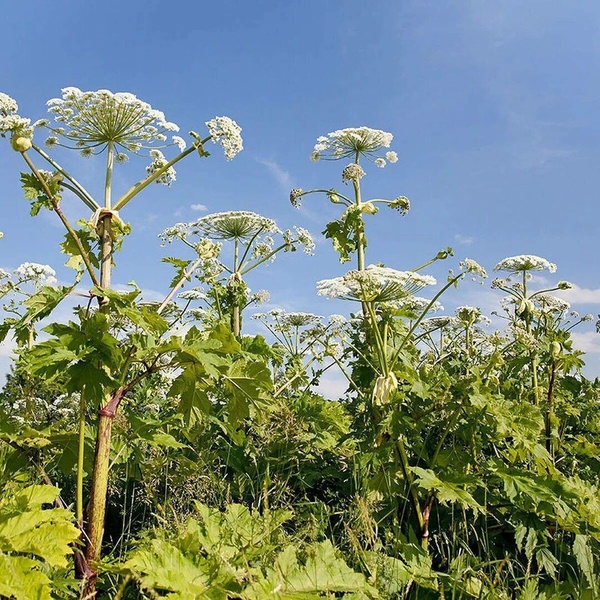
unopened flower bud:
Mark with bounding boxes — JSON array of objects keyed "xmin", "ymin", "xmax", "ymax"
[
  {"xmin": 372, "ymin": 372, "xmax": 398, "ymax": 406},
  {"xmin": 361, "ymin": 202, "xmax": 378, "ymax": 215},
  {"xmin": 10, "ymin": 135, "xmax": 32, "ymax": 152}
]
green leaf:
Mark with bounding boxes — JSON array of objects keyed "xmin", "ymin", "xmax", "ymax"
[
  {"xmin": 123, "ymin": 538, "xmax": 212, "ymax": 597},
  {"xmin": 410, "ymin": 467, "xmax": 483, "ymax": 512},
  {"xmin": 169, "ymin": 364, "xmax": 211, "ymax": 426},
  {"xmin": 246, "ymin": 540, "xmax": 378, "ymax": 599},
  {"xmin": 573, "ymin": 535, "xmax": 597, "ymax": 591},
  {"xmin": 0, "ymin": 554, "xmax": 53, "ymax": 600},
  {"xmin": 0, "ymin": 487, "xmax": 78, "ymax": 568}
]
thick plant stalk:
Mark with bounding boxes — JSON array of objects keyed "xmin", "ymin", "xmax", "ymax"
[
  {"xmin": 83, "ymin": 387, "xmax": 127, "ymax": 594},
  {"xmin": 546, "ymin": 361, "xmax": 557, "ymax": 455}
]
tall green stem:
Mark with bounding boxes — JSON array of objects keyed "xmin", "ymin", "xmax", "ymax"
[
  {"xmin": 232, "ymin": 239, "xmax": 241, "ymax": 336},
  {"xmin": 352, "ymin": 153, "xmax": 366, "ymax": 272},
  {"xmin": 523, "ymin": 271, "xmax": 541, "ymax": 405},
  {"xmin": 76, "ymin": 398, "xmax": 86, "ymax": 527},
  {"xmin": 99, "ymin": 143, "xmax": 114, "ymax": 291}
]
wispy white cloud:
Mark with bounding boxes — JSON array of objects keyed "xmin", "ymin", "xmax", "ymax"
[
  {"xmin": 571, "ymin": 331, "xmax": 600, "ymax": 355},
  {"xmin": 190, "ymin": 203, "xmax": 208, "ymax": 212},
  {"xmin": 315, "ymin": 365, "xmax": 348, "ymax": 400},
  {"xmin": 454, "ymin": 234, "xmax": 475, "ymax": 246},
  {"xmin": 557, "ymin": 284, "xmax": 600, "ymax": 305},
  {"xmin": 255, "ymin": 157, "xmax": 293, "ymax": 189}
]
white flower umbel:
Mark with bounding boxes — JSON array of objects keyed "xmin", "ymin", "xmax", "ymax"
[
  {"xmin": 419, "ymin": 316, "xmax": 457, "ymax": 333},
  {"xmin": 459, "ymin": 258, "xmax": 487, "ymax": 282},
  {"xmin": 387, "ymin": 296, "xmax": 444, "ymax": 313},
  {"xmin": 146, "ymin": 150, "xmax": 176, "ymax": 186},
  {"xmin": 533, "ymin": 294, "xmax": 570, "ymax": 314},
  {"xmin": 205, "ymin": 116, "xmax": 243, "ymax": 160},
  {"xmin": 284, "ymin": 226, "xmax": 315, "ymax": 255},
  {"xmin": 494, "ymin": 255, "xmax": 557, "ymax": 274},
  {"xmin": 311, "ymin": 127, "xmax": 396, "ymax": 166},
  {"xmin": 0, "ymin": 92, "xmax": 33, "ymax": 145},
  {"xmin": 0, "ymin": 92, "xmax": 18, "ymax": 116},
  {"xmin": 44, "ymin": 87, "xmax": 179, "ymax": 158},
  {"xmin": 317, "ymin": 265, "xmax": 436, "ymax": 303},
  {"xmin": 454, "ymin": 306, "xmax": 490, "ymax": 326},
  {"xmin": 178, "ymin": 288, "xmax": 207, "ymax": 301},
  {"xmin": 192, "ymin": 211, "xmax": 280, "ymax": 240},
  {"xmin": 14, "ymin": 262, "xmax": 57, "ymax": 286}
]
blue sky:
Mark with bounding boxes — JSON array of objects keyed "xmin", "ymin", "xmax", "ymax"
[{"xmin": 2, "ymin": 1, "xmax": 600, "ymax": 385}]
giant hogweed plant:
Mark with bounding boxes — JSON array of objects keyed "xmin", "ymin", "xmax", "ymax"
[
  {"xmin": 289, "ymin": 129, "xmax": 600, "ymax": 596},
  {"xmin": 158, "ymin": 210, "xmax": 314, "ymax": 337},
  {"xmin": 0, "ymin": 87, "xmax": 273, "ymax": 596},
  {"xmin": 292, "ymin": 127, "xmax": 488, "ymax": 547}
]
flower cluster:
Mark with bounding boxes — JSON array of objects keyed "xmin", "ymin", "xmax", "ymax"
[
  {"xmin": 289, "ymin": 188, "xmax": 304, "ymax": 208},
  {"xmin": 41, "ymin": 87, "xmax": 179, "ymax": 158},
  {"xmin": 192, "ymin": 211, "xmax": 280, "ymax": 240},
  {"xmin": 250, "ymin": 289, "xmax": 270, "ymax": 305},
  {"xmin": 459, "ymin": 258, "xmax": 488, "ymax": 282},
  {"xmin": 388, "ymin": 196, "xmax": 410, "ymax": 215},
  {"xmin": 311, "ymin": 127, "xmax": 397, "ymax": 166},
  {"xmin": 454, "ymin": 305, "xmax": 491, "ymax": 326},
  {"xmin": 494, "ymin": 255, "xmax": 557, "ymax": 274},
  {"xmin": 178, "ymin": 288, "xmax": 207, "ymax": 301},
  {"xmin": 533, "ymin": 294, "xmax": 570, "ymax": 315},
  {"xmin": 317, "ymin": 265, "xmax": 436, "ymax": 303},
  {"xmin": 386, "ymin": 296, "xmax": 444, "ymax": 313},
  {"xmin": 418, "ymin": 316, "xmax": 457, "ymax": 333},
  {"xmin": 159, "ymin": 222, "xmax": 192, "ymax": 245},
  {"xmin": 205, "ymin": 116, "xmax": 243, "ymax": 160},
  {"xmin": 342, "ymin": 163, "xmax": 366, "ymax": 183},
  {"xmin": 0, "ymin": 92, "xmax": 33, "ymax": 147},
  {"xmin": 146, "ymin": 149, "xmax": 176, "ymax": 185},
  {"xmin": 13, "ymin": 262, "xmax": 57, "ymax": 286},
  {"xmin": 283, "ymin": 226, "xmax": 315, "ymax": 255},
  {"xmin": 0, "ymin": 92, "xmax": 18, "ymax": 115}
]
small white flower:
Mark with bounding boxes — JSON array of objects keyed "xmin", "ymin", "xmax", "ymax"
[
  {"xmin": 342, "ymin": 163, "xmax": 366, "ymax": 183},
  {"xmin": 289, "ymin": 188, "xmax": 304, "ymax": 208},
  {"xmin": 172, "ymin": 135, "xmax": 187, "ymax": 151},
  {"xmin": 0, "ymin": 92, "xmax": 19, "ymax": 116},
  {"xmin": 459, "ymin": 258, "xmax": 487, "ymax": 282},
  {"xmin": 374, "ymin": 157, "xmax": 386, "ymax": 168},
  {"xmin": 146, "ymin": 149, "xmax": 176, "ymax": 185},
  {"xmin": 205, "ymin": 116, "xmax": 243, "ymax": 160},
  {"xmin": 385, "ymin": 151, "xmax": 398, "ymax": 163}
]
